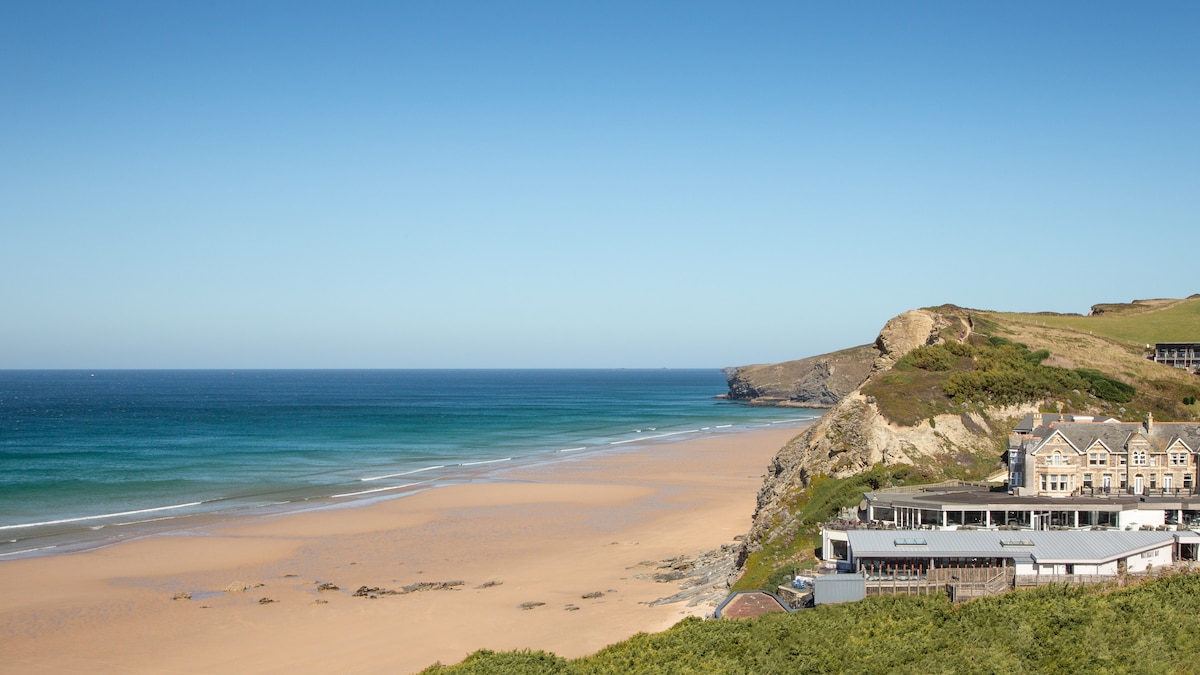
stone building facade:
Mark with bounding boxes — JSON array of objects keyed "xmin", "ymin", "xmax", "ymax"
[{"xmin": 1009, "ymin": 413, "xmax": 1200, "ymax": 497}]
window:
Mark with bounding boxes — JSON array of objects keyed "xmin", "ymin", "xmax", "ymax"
[
  {"xmin": 1186, "ymin": 474, "xmax": 1194, "ymax": 490},
  {"xmin": 1052, "ymin": 452, "xmax": 1062, "ymax": 466},
  {"xmin": 1089, "ymin": 453, "xmax": 1108, "ymax": 466},
  {"xmin": 1119, "ymin": 455, "xmax": 1128, "ymax": 466},
  {"xmin": 1084, "ymin": 473, "xmax": 1093, "ymax": 488},
  {"xmin": 1121, "ymin": 475, "xmax": 1128, "ymax": 489},
  {"xmin": 1133, "ymin": 451, "xmax": 1147, "ymax": 466},
  {"xmin": 1150, "ymin": 475, "xmax": 1157, "ymax": 490},
  {"xmin": 1041, "ymin": 474, "xmax": 1048, "ymax": 491},
  {"xmin": 1171, "ymin": 453, "xmax": 1188, "ymax": 466}
]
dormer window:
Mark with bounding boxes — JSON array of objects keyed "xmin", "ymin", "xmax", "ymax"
[{"xmin": 1089, "ymin": 453, "xmax": 1107, "ymax": 466}]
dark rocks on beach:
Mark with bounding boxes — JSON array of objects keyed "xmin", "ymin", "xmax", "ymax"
[
  {"xmin": 399, "ymin": 580, "xmax": 464, "ymax": 594},
  {"xmin": 658, "ymin": 556, "xmax": 695, "ymax": 571},
  {"xmin": 636, "ymin": 546, "xmax": 744, "ymax": 609},
  {"xmin": 581, "ymin": 591, "xmax": 604, "ymax": 599},
  {"xmin": 352, "ymin": 581, "xmax": 465, "ymax": 598},
  {"xmin": 652, "ymin": 570, "xmax": 688, "ymax": 583},
  {"xmin": 258, "ymin": 597, "xmax": 276, "ymax": 604},
  {"xmin": 474, "ymin": 580, "xmax": 503, "ymax": 589},
  {"xmin": 172, "ymin": 592, "xmax": 192, "ymax": 601},
  {"xmin": 519, "ymin": 602, "xmax": 545, "ymax": 610},
  {"xmin": 316, "ymin": 582, "xmax": 339, "ymax": 591},
  {"xmin": 564, "ymin": 605, "xmax": 580, "ymax": 611}
]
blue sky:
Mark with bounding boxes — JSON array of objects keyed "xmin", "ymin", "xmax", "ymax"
[{"xmin": 2, "ymin": 1, "xmax": 1197, "ymax": 368}]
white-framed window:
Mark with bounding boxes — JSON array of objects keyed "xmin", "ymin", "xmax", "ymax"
[
  {"xmin": 1089, "ymin": 453, "xmax": 1108, "ymax": 466},
  {"xmin": 1133, "ymin": 451, "xmax": 1147, "ymax": 466},
  {"xmin": 1084, "ymin": 473, "xmax": 1093, "ymax": 488},
  {"xmin": 1044, "ymin": 474, "xmax": 1070, "ymax": 492},
  {"xmin": 1170, "ymin": 453, "xmax": 1188, "ymax": 466},
  {"xmin": 1052, "ymin": 452, "xmax": 1063, "ymax": 466}
]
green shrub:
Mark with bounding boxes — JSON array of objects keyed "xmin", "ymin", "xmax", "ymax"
[
  {"xmin": 1075, "ymin": 368, "xmax": 1137, "ymax": 403},
  {"xmin": 424, "ymin": 574, "xmax": 1200, "ymax": 674},
  {"xmin": 899, "ymin": 344, "xmax": 958, "ymax": 371}
]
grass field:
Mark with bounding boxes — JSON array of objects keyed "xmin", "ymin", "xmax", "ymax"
[{"xmin": 995, "ymin": 296, "xmax": 1200, "ymax": 345}]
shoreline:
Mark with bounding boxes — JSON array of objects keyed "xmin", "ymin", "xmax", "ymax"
[
  {"xmin": 0, "ymin": 414, "xmax": 819, "ymax": 563},
  {"xmin": 0, "ymin": 422, "xmax": 809, "ymax": 674}
]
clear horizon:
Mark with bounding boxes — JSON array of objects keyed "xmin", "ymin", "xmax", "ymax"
[{"xmin": 3, "ymin": 2, "xmax": 1197, "ymax": 369}]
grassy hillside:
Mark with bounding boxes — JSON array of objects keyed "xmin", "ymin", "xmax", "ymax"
[
  {"xmin": 742, "ymin": 297, "xmax": 1200, "ymax": 592},
  {"xmin": 1001, "ymin": 296, "xmax": 1200, "ymax": 345},
  {"xmin": 862, "ymin": 301, "xmax": 1200, "ymax": 427},
  {"xmin": 420, "ymin": 572, "xmax": 1200, "ymax": 674}
]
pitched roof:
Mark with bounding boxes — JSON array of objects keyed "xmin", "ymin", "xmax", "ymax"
[
  {"xmin": 1026, "ymin": 421, "xmax": 1200, "ymax": 455},
  {"xmin": 1014, "ymin": 413, "xmax": 1117, "ymax": 434}
]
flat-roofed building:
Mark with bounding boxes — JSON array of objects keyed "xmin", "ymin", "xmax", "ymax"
[
  {"xmin": 858, "ymin": 481, "xmax": 1200, "ymax": 534},
  {"xmin": 1153, "ymin": 342, "xmax": 1200, "ymax": 371},
  {"xmin": 822, "ymin": 529, "xmax": 1197, "ymax": 596}
]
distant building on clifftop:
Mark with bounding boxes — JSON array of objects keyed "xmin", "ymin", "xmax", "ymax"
[{"xmin": 1152, "ymin": 342, "xmax": 1200, "ymax": 372}]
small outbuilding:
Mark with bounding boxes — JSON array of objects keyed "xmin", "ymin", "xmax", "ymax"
[{"xmin": 813, "ymin": 574, "xmax": 866, "ymax": 605}]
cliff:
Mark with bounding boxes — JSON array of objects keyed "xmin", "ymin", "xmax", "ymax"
[
  {"xmin": 744, "ymin": 308, "xmax": 1017, "ymax": 551},
  {"xmin": 724, "ymin": 345, "xmax": 875, "ymax": 407},
  {"xmin": 735, "ymin": 299, "xmax": 1200, "ymax": 569}
]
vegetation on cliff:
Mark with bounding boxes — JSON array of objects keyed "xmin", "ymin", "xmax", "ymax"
[
  {"xmin": 732, "ymin": 464, "xmax": 943, "ymax": 592},
  {"xmin": 863, "ymin": 335, "xmax": 1140, "ymax": 427},
  {"xmin": 421, "ymin": 572, "xmax": 1200, "ymax": 674},
  {"xmin": 736, "ymin": 296, "xmax": 1200, "ymax": 593}
]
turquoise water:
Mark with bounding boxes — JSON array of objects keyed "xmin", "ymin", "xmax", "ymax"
[{"xmin": 0, "ymin": 370, "xmax": 816, "ymax": 558}]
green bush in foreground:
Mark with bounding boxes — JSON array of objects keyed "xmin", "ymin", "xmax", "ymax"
[{"xmin": 420, "ymin": 573, "xmax": 1200, "ymax": 674}]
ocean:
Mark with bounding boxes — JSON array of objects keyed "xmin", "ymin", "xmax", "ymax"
[{"xmin": 0, "ymin": 369, "xmax": 817, "ymax": 559}]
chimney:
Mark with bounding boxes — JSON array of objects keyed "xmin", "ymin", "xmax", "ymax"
[
  {"xmin": 1032, "ymin": 412, "xmax": 1043, "ymax": 429},
  {"xmin": 1146, "ymin": 412, "xmax": 1154, "ymax": 434}
]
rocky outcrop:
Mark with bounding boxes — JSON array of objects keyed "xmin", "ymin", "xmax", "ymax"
[
  {"xmin": 872, "ymin": 308, "xmax": 967, "ymax": 372},
  {"xmin": 725, "ymin": 345, "xmax": 876, "ymax": 407},
  {"xmin": 739, "ymin": 307, "xmax": 1020, "ymax": 556},
  {"xmin": 724, "ymin": 308, "xmax": 969, "ymax": 408}
]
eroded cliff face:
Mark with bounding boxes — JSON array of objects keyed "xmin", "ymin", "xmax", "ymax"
[
  {"xmin": 741, "ymin": 308, "xmax": 1020, "ymax": 552},
  {"xmin": 725, "ymin": 345, "xmax": 876, "ymax": 407},
  {"xmin": 724, "ymin": 309, "xmax": 968, "ymax": 408}
]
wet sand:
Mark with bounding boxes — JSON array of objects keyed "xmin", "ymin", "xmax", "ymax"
[{"xmin": 0, "ymin": 424, "xmax": 805, "ymax": 674}]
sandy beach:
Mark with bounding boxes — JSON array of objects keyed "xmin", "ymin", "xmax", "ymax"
[{"xmin": 0, "ymin": 424, "xmax": 804, "ymax": 674}]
